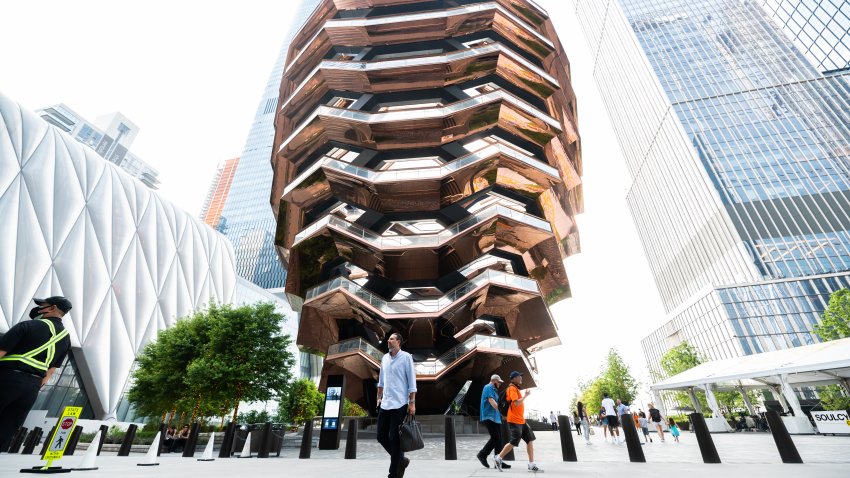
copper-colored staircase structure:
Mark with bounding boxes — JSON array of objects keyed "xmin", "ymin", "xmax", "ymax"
[{"xmin": 272, "ymin": 0, "xmax": 582, "ymax": 414}]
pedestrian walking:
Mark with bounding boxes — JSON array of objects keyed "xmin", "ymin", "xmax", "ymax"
[
  {"xmin": 638, "ymin": 413, "xmax": 653, "ymax": 443},
  {"xmin": 376, "ymin": 333, "xmax": 417, "ymax": 478},
  {"xmin": 576, "ymin": 401, "xmax": 592, "ymax": 445},
  {"xmin": 647, "ymin": 402, "xmax": 666, "ymax": 443},
  {"xmin": 0, "ymin": 297, "xmax": 73, "ymax": 452},
  {"xmin": 601, "ymin": 393, "xmax": 620, "ymax": 444},
  {"xmin": 599, "ymin": 409, "xmax": 609, "ymax": 441},
  {"xmin": 550, "ymin": 411, "xmax": 558, "ymax": 431},
  {"xmin": 668, "ymin": 418, "xmax": 680, "ymax": 443},
  {"xmin": 494, "ymin": 372, "xmax": 542, "ymax": 473},
  {"xmin": 476, "ymin": 374, "xmax": 510, "ymax": 469}
]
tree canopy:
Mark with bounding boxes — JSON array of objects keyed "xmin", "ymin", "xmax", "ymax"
[
  {"xmin": 577, "ymin": 349, "xmax": 639, "ymax": 413},
  {"xmin": 128, "ymin": 302, "xmax": 295, "ymax": 425},
  {"xmin": 814, "ymin": 288, "xmax": 850, "ymax": 341}
]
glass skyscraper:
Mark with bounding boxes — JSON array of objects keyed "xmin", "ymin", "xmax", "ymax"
[
  {"xmin": 216, "ymin": 0, "xmax": 321, "ymax": 291},
  {"xmin": 573, "ymin": 0, "xmax": 850, "ymax": 378}
]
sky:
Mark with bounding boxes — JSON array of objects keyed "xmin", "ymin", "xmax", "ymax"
[{"xmin": 1, "ymin": 0, "xmax": 667, "ymax": 413}]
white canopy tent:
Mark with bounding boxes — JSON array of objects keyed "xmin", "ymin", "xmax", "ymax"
[{"xmin": 649, "ymin": 337, "xmax": 850, "ymax": 433}]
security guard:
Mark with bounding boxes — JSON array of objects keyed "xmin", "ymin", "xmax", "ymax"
[{"xmin": 0, "ymin": 297, "xmax": 72, "ymax": 452}]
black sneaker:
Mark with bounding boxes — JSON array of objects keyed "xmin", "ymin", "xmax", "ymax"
[
  {"xmin": 477, "ymin": 453, "xmax": 490, "ymax": 468},
  {"xmin": 501, "ymin": 462, "xmax": 512, "ymax": 469},
  {"xmin": 398, "ymin": 457, "xmax": 410, "ymax": 478}
]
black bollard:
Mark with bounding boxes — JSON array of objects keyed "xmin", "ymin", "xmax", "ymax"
[
  {"xmin": 344, "ymin": 419, "xmax": 358, "ymax": 459},
  {"xmin": 273, "ymin": 425, "xmax": 285, "ymax": 457},
  {"xmin": 8, "ymin": 427, "xmax": 28, "ymax": 453},
  {"xmin": 65, "ymin": 426, "xmax": 84, "ymax": 455},
  {"xmin": 21, "ymin": 427, "xmax": 42, "ymax": 455},
  {"xmin": 258, "ymin": 422, "xmax": 273, "ymax": 458},
  {"xmin": 445, "ymin": 416, "xmax": 457, "ymax": 460},
  {"xmin": 96, "ymin": 425, "xmax": 108, "ymax": 455},
  {"xmin": 182, "ymin": 422, "xmax": 201, "ymax": 457},
  {"xmin": 219, "ymin": 422, "xmax": 236, "ymax": 458},
  {"xmin": 39, "ymin": 426, "xmax": 57, "ymax": 457},
  {"xmin": 299, "ymin": 419, "xmax": 313, "ymax": 459},
  {"xmin": 765, "ymin": 411, "xmax": 803, "ymax": 464},
  {"xmin": 619, "ymin": 413, "xmax": 646, "ymax": 463},
  {"xmin": 498, "ymin": 420, "xmax": 515, "ymax": 461},
  {"xmin": 118, "ymin": 424, "xmax": 138, "ymax": 456},
  {"xmin": 557, "ymin": 415, "xmax": 577, "ymax": 461},
  {"xmin": 156, "ymin": 423, "xmax": 166, "ymax": 456},
  {"xmin": 689, "ymin": 413, "xmax": 721, "ymax": 463}
]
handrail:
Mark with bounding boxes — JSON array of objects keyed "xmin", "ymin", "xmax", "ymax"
[
  {"xmin": 280, "ymin": 41, "xmax": 559, "ymax": 112},
  {"xmin": 279, "ymin": 88, "xmax": 561, "ymax": 153},
  {"xmin": 305, "ymin": 269, "xmax": 540, "ymax": 315},
  {"xmin": 325, "ymin": 335, "xmax": 536, "ymax": 378},
  {"xmin": 282, "ymin": 142, "xmax": 559, "ymax": 198},
  {"xmin": 293, "ymin": 202, "xmax": 551, "ymax": 248}
]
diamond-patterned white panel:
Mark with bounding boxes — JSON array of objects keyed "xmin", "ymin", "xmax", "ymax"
[{"xmin": 0, "ymin": 92, "xmax": 236, "ymax": 419}]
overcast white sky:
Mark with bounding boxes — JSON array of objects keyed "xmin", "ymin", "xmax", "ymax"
[{"xmin": 1, "ymin": 0, "xmax": 667, "ymax": 412}]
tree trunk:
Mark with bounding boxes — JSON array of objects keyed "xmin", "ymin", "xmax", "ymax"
[
  {"xmin": 231, "ymin": 387, "xmax": 243, "ymax": 422},
  {"xmin": 190, "ymin": 395, "xmax": 202, "ymax": 424}
]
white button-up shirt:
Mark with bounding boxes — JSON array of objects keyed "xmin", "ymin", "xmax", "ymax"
[{"xmin": 378, "ymin": 349, "xmax": 417, "ymax": 410}]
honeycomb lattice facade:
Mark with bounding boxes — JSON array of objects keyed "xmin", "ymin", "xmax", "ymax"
[{"xmin": 271, "ymin": 0, "xmax": 582, "ymax": 414}]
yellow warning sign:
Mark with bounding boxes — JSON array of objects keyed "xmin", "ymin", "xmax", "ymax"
[{"xmin": 42, "ymin": 406, "xmax": 82, "ymax": 462}]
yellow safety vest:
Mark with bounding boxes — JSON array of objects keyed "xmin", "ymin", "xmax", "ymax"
[{"xmin": 0, "ymin": 318, "xmax": 69, "ymax": 372}]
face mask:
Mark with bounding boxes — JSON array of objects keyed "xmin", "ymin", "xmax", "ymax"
[{"xmin": 29, "ymin": 307, "xmax": 43, "ymax": 319}]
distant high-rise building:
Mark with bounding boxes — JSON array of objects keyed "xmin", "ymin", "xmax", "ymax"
[
  {"xmin": 573, "ymin": 0, "xmax": 850, "ymax": 378},
  {"xmin": 214, "ymin": 0, "xmax": 321, "ymax": 291},
  {"xmin": 200, "ymin": 157, "xmax": 240, "ymax": 228},
  {"xmin": 37, "ymin": 104, "xmax": 160, "ymax": 189}
]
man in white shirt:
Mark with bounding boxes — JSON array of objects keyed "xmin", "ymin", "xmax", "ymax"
[
  {"xmin": 601, "ymin": 393, "xmax": 620, "ymax": 444},
  {"xmin": 377, "ymin": 333, "xmax": 417, "ymax": 478}
]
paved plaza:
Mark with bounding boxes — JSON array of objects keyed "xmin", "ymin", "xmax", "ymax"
[{"xmin": 1, "ymin": 427, "xmax": 847, "ymax": 477}]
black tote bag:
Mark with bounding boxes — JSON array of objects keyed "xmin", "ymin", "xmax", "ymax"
[{"xmin": 399, "ymin": 414, "xmax": 424, "ymax": 452}]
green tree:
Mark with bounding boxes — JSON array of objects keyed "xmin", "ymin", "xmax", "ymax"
[
  {"xmin": 129, "ymin": 302, "xmax": 295, "ymax": 425},
  {"xmin": 599, "ymin": 349, "xmax": 638, "ymax": 404},
  {"xmin": 812, "ymin": 289, "xmax": 850, "ymax": 410},
  {"xmin": 185, "ymin": 302, "xmax": 295, "ymax": 421},
  {"xmin": 279, "ymin": 378, "xmax": 324, "ymax": 425},
  {"xmin": 814, "ymin": 288, "xmax": 850, "ymax": 340}
]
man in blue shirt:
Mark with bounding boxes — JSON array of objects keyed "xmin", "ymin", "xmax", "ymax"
[
  {"xmin": 476, "ymin": 374, "xmax": 511, "ymax": 469},
  {"xmin": 377, "ymin": 333, "xmax": 416, "ymax": 478}
]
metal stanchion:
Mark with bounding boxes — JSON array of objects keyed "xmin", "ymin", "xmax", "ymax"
[
  {"xmin": 557, "ymin": 415, "xmax": 577, "ymax": 461},
  {"xmin": 8, "ymin": 427, "xmax": 28, "ymax": 453},
  {"xmin": 21, "ymin": 427, "xmax": 42, "ymax": 455},
  {"xmin": 65, "ymin": 426, "xmax": 84, "ymax": 455},
  {"xmin": 299, "ymin": 419, "xmax": 313, "ymax": 459},
  {"xmin": 765, "ymin": 411, "xmax": 803, "ymax": 463},
  {"xmin": 96, "ymin": 425, "xmax": 108, "ymax": 455},
  {"xmin": 182, "ymin": 423, "xmax": 201, "ymax": 458},
  {"xmin": 344, "ymin": 419, "xmax": 358, "ymax": 459},
  {"xmin": 156, "ymin": 423, "xmax": 166, "ymax": 456},
  {"xmin": 118, "ymin": 424, "xmax": 138, "ymax": 456},
  {"xmin": 619, "ymin": 413, "xmax": 646, "ymax": 463},
  {"xmin": 219, "ymin": 422, "xmax": 236, "ymax": 458},
  {"xmin": 445, "ymin": 416, "xmax": 457, "ymax": 460},
  {"xmin": 498, "ymin": 420, "xmax": 515, "ymax": 461},
  {"xmin": 689, "ymin": 413, "xmax": 721, "ymax": 463},
  {"xmin": 258, "ymin": 422, "xmax": 273, "ymax": 458}
]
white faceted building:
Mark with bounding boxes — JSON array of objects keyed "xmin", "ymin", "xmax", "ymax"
[{"xmin": 0, "ymin": 91, "xmax": 238, "ymax": 419}]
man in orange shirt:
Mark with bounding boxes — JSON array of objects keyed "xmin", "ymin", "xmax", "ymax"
[{"xmin": 494, "ymin": 371, "xmax": 542, "ymax": 472}]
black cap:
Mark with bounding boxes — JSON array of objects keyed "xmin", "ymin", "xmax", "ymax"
[
  {"xmin": 34, "ymin": 296, "xmax": 73, "ymax": 313},
  {"xmin": 509, "ymin": 371, "xmax": 523, "ymax": 379}
]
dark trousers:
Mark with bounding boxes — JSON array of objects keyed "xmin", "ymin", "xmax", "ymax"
[
  {"xmin": 377, "ymin": 405, "xmax": 408, "ymax": 478},
  {"xmin": 479, "ymin": 420, "xmax": 502, "ymax": 457},
  {"xmin": 0, "ymin": 369, "xmax": 42, "ymax": 452}
]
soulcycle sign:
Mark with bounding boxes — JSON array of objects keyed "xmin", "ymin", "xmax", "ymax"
[{"xmin": 811, "ymin": 410, "xmax": 850, "ymax": 434}]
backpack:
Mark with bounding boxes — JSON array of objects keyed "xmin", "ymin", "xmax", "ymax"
[
  {"xmin": 498, "ymin": 385, "xmax": 516, "ymax": 416},
  {"xmin": 649, "ymin": 408, "xmax": 662, "ymax": 422}
]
